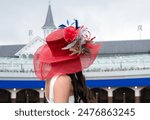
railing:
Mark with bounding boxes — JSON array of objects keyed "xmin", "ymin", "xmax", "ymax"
[
  {"xmin": 0, "ymin": 62, "xmax": 150, "ymax": 73},
  {"xmin": 0, "ymin": 53, "xmax": 150, "ymax": 73},
  {"xmin": 0, "ymin": 62, "xmax": 34, "ymax": 73},
  {"xmin": 84, "ymin": 67, "xmax": 150, "ymax": 72}
]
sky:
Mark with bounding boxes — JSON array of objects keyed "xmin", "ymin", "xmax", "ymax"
[{"xmin": 0, "ymin": 0, "xmax": 150, "ymax": 45}]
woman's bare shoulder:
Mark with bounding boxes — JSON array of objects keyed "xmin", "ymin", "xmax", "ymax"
[
  {"xmin": 54, "ymin": 75, "xmax": 72, "ymax": 102},
  {"xmin": 55, "ymin": 75, "xmax": 72, "ymax": 86},
  {"xmin": 58, "ymin": 74, "xmax": 71, "ymax": 80}
]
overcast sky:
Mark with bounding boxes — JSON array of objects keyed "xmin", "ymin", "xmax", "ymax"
[{"xmin": 0, "ymin": 0, "xmax": 150, "ymax": 45}]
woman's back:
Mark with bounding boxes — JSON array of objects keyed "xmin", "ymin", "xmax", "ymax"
[{"xmin": 45, "ymin": 75, "xmax": 74, "ymax": 103}]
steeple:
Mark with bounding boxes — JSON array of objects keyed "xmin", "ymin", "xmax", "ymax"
[{"xmin": 42, "ymin": 2, "xmax": 56, "ymax": 39}]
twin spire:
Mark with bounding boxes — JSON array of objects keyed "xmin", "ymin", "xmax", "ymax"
[
  {"xmin": 42, "ymin": 3, "xmax": 56, "ymax": 29},
  {"xmin": 42, "ymin": 1, "xmax": 56, "ymax": 38}
]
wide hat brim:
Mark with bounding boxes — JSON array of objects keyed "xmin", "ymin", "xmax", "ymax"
[
  {"xmin": 37, "ymin": 44, "xmax": 80, "ymax": 63},
  {"xmin": 34, "ymin": 43, "xmax": 100, "ymax": 80}
]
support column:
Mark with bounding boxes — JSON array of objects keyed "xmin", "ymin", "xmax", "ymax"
[
  {"xmin": 135, "ymin": 88, "xmax": 140, "ymax": 103},
  {"xmin": 11, "ymin": 90, "xmax": 16, "ymax": 103},
  {"xmin": 39, "ymin": 89, "xmax": 45, "ymax": 103},
  {"xmin": 108, "ymin": 89, "xmax": 113, "ymax": 103},
  {"xmin": 135, "ymin": 96, "xmax": 140, "ymax": 103}
]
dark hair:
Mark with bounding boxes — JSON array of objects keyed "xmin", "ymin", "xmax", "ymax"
[{"xmin": 68, "ymin": 71, "xmax": 96, "ymax": 103}]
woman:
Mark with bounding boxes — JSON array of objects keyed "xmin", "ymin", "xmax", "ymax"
[{"xmin": 34, "ymin": 20, "xmax": 101, "ymax": 103}]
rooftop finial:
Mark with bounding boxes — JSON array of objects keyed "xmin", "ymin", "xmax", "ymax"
[{"xmin": 49, "ymin": 0, "xmax": 51, "ymax": 5}]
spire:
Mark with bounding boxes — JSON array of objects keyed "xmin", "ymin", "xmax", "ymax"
[{"xmin": 42, "ymin": 3, "xmax": 56, "ymax": 29}]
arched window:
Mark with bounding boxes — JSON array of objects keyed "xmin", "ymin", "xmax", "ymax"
[
  {"xmin": 113, "ymin": 87, "xmax": 135, "ymax": 103},
  {"xmin": 0, "ymin": 89, "xmax": 11, "ymax": 103},
  {"xmin": 16, "ymin": 89, "xmax": 39, "ymax": 103},
  {"xmin": 140, "ymin": 87, "xmax": 150, "ymax": 103},
  {"xmin": 21, "ymin": 54, "xmax": 27, "ymax": 59},
  {"xmin": 91, "ymin": 88, "xmax": 108, "ymax": 103},
  {"xmin": 28, "ymin": 54, "xmax": 33, "ymax": 59}
]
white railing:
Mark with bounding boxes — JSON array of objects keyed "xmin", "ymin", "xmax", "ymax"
[
  {"xmin": 0, "ymin": 57, "xmax": 34, "ymax": 73},
  {"xmin": 0, "ymin": 62, "xmax": 34, "ymax": 73},
  {"xmin": 0, "ymin": 53, "xmax": 150, "ymax": 73}
]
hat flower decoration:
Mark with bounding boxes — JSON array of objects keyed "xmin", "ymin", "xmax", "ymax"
[{"xmin": 59, "ymin": 19, "xmax": 96, "ymax": 56}]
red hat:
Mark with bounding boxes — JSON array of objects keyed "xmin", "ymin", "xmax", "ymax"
[{"xmin": 34, "ymin": 22, "xmax": 101, "ymax": 80}]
